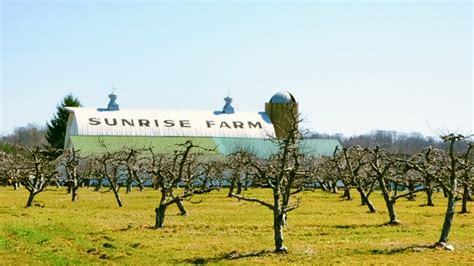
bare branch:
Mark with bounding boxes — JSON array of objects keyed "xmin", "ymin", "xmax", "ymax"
[{"xmin": 229, "ymin": 193, "xmax": 274, "ymax": 210}]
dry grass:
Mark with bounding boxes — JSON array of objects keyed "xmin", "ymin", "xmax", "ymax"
[{"xmin": 0, "ymin": 187, "xmax": 473, "ymax": 265}]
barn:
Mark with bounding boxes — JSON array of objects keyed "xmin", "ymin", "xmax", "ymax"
[{"xmin": 64, "ymin": 91, "xmax": 341, "ymax": 158}]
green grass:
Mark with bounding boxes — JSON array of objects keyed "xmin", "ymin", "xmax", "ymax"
[{"xmin": 0, "ymin": 187, "xmax": 473, "ymax": 265}]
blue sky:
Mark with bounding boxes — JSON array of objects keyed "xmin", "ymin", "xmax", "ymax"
[{"xmin": 1, "ymin": 1, "xmax": 472, "ymax": 137}]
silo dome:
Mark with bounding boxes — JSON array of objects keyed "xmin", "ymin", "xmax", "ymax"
[{"xmin": 269, "ymin": 91, "xmax": 296, "ymax": 104}]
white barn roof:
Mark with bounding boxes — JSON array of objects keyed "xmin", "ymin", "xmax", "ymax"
[{"xmin": 65, "ymin": 107, "xmax": 276, "ymax": 148}]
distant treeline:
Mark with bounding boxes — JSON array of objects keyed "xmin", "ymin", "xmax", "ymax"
[
  {"xmin": 307, "ymin": 130, "xmax": 470, "ymax": 155},
  {"xmin": 0, "ymin": 124, "xmax": 47, "ymax": 152}
]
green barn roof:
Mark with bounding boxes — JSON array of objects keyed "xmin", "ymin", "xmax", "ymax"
[
  {"xmin": 69, "ymin": 136, "xmax": 219, "ymax": 155},
  {"xmin": 300, "ymin": 139, "xmax": 342, "ymax": 157},
  {"xmin": 70, "ymin": 136, "xmax": 341, "ymax": 158},
  {"xmin": 214, "ymin": 137, "xmax": 279, "ymax": 159}
]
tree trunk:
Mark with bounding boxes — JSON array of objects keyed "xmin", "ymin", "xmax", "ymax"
[
  {"xmin": 236, "ymin": 181, "xmax": 243, "ymax": 195},
  {"xmin": 138, "ymin": 180, "xmax": 145, "ymax": 192},
  {"xmin": 109, "ymin": 182, "xmax": 123, "ymax": 207},
  {"xmin": 437, "ymin": 192, "xmax": 456, "ymax": 245},
  {"xmin": 274, "ymin": 213, "xmax": 286, "ymax": 252},
  {"xmin": 273, "ymin": 190, "xmax": 287, "ymax": 253},
  {"xmin": 442, "ymin": 187, "xmax": 448, "ymax": 198},
  {"xmin": 357, "ymin": 187, "xmax": 376, "ymax": 213},
  {"xmin": 320, "ymin": 182, "xmax": 329, "ymax": 192},
  {"xmin": 358, "ymin": 188, "xmax": 366, "ymax": 205},
  {"xmin": 331, "ymin": 181, "xmax": 338, "ymax": 193},
  {"xmin": 244, "ymin": 180, "xmax": 250, "ymax": 191},
  {"xmin": 200, "ymin": 177, "xmax": 209, "ymax": 190},
  {"xmin": 460, "ymin": 184, "xmax": 469, "ymax": 214},
  {"xmin": 26, "ymin": 191, "xmax": 36, "ymax": 207},
  {"xmin": 425, "ymin": 180, "xmax": 435, "ymax": 206},
  {"xmin": 468, "ymin": 185, "xmax": 473, "ymax": 201},
  {"xmin": 386, "ymin": 200, "xmax": 400, "ymax": 225},
  {"xmin": 155, "ymin": 205, "xmax": 166, "ymax": 228},
  {"xmin": 343, "ymin": 187, "xmax": 352, "ymax": 200},
  {"xmin": 227, "ymin": 180, "xmax": 236, "ymax": 197},
  {"xmin": 126, "ymin": 182, "xmax": 132, "ymax": 194},
  {"xmin": 408, "ymin": 182, "xmax": 416, "ymax": 201},
  {"xmin": 175, "ymin": 198, "xmax": 187, "ymax": 215},
  {"xmin": 72, "ymin": 186, "xmax": 79, "ymax": 202},
  {"xmin": 366, "ymin": 198, "xmax": 377, "ymax": 213},
  {"xmin": 377, "ymin": 177, "xmax": 400, "ymax": 225},
  {"xmin": 113, "ymin": 190, "xmax": 123, "ymax": 207}
]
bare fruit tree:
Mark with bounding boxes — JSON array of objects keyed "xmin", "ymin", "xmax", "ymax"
[
  {"xmin": 121, "ymin": 148, "xmax": 147, "ymax": 193},
  {"xmin": 366, "ymin": 146, "xmax": 426, "ymax": 225},
  {"xmin": 458, "ymin": 142, "xmax": 473, "ymax": 214},
  {"xmin": 431, "ymin": 134, "xmax": 472, "ymax": 248},
  {"xmin": 229, "ymin": 115, "xmax": 312, "ymax": 253},
  {"xmin": 336, "ymin": 146, "xmax": 377, "ymax": 213},
  {"xmin": 17, "ymin": 146, "xmax": 61, "ymax": 207},
  {"xmin": 94, "ymin": 149, "xmax": 127, "ymax": 207},
  {"xmin": 403, "ymin": 148, "xmax": 439, "ymax": 207},
  {"xmin": 151, "ymin": 141, "xmax": 216, "ymax": 228},
  {"xmin": 198, "ymin": 160, "xmax": 225, "ymax": 190},
  {"xmin": 313, "ymin": 156, "xmax": 340, "ymax": 194},
  {"xmin": 59, "ymin": 148, "xmax": 90, "ymax": 201},
  {"xmin": 226, "ymin": 151, "xmax": 253, "ymax": 197},
  {"xmin": 0, "ymin": 152, "xmax": 22, "ymax": 190}
]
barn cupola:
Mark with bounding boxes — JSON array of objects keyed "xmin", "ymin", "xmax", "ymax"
[
  {"xmin": 107, "ymin": 91, "xmax": 119, "ymax": 111},
  {"xmin": 97, "ymin": 89, "xmax": 120, "ymax": 112},
  {"xmin": 221, "ymin": 94, "xmax": 235, "ymax": 114}
]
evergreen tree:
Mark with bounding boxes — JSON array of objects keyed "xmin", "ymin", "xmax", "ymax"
[{"xmin": 46, "ymin": 94, "xmax": 82, "ymax": 149}]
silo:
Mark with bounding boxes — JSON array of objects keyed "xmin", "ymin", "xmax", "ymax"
[{"xmin": 265, "ymin": 91, "xmax": 299, "ymax": 139}]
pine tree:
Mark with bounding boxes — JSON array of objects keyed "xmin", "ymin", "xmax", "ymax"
[{"xmin": 46, "ymin": 94, "xmax": 82, "ymax": 149}]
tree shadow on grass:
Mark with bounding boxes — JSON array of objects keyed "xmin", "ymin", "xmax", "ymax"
[
  {"xmin": 332, "ymin": 223, "xmax": 386, "ymax": 230},
  {"xmin": 178, "ymin": 249, "xmax": 273, "ymax": 264},
  {"xmin": 418, "ymin": 204, "xmax": 436, "ymax": 207},
  {"xmin": 332, "ymin": 220, "xmax": 410, "ymax": 230},
  {"xmin": 369, "ymin": 244, "xmax": 435, "ymax": 255}
]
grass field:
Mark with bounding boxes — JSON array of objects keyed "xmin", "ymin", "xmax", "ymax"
[{"xmin": 0, "ymin": 187, "xmax": 472, "ymax": 265}]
